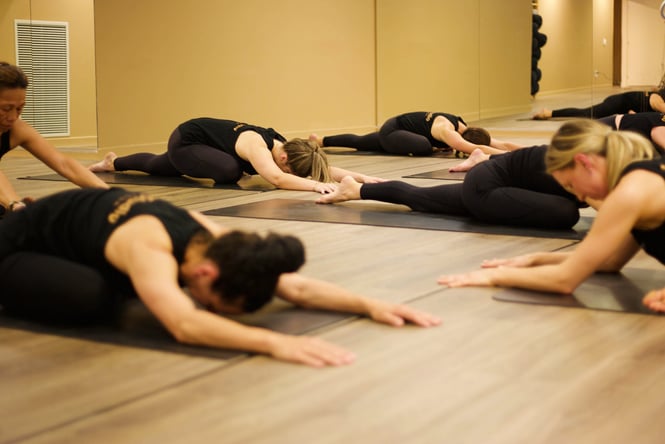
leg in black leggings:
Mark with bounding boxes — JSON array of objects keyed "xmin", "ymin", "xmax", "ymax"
[
  {"xmin": 0, "ymin": 252, "xmax": 121, "ymax": 325},
  {"xmin": 360, "ymin": 181, "xmax": 469, "ymax": 216},
  {"xmin": 114, "ymin": 128, "xmax": 182, "ymax": 176},
  {"xmin": 378, "ymin": 117, "xmax": 433, "ymax": 156},
  {"xmin": 552, "ymin": 91, "xmax": 646, "ymax": 118},
  {"xmin": 166, "ymin": 127, "xmax": 243, "ymax": 183},
  {"xmin": 461, "ymin": 159, "xmax": 580, "ymax": 229},
  {"xmin": 323, "ymin": 132, "xmax": 382, "ymax": 151}
]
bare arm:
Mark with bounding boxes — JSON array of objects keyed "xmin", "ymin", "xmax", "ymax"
[
  {"xmin": 13, "ymin": 119, "xmax": 108, "ymax": 189},
  {"xmin": 329, "ymin": 166, "xmax": 384, "ymax": 184},
  {"xmin": 276, "ymin": 273, "xmax": 441, "ymax": 327},
  {"xmin": 237, "ymin": 131, "xmax": 335, "ymax": 193},
  {"xmin": 649, "ymin": 92, "xmax": 665, "ymax": 113},
  {"xmin": 431, "ymin": 119, "xmax": 505, "ymax": 155},
  {"xmin": 490, "ymin": 138, "xmax": 523, "ymax": 152},
  {"xmin": 439, "ymin": 171, "xmax": 654, "ymax": 293},
  {"xmin": 106, "ymin": 217, "xmax": 355, "ymax": 367}
]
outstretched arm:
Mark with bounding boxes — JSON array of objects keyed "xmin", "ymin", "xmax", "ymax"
[
  {"xmin": 329, "ymin": 166, "xmax": 384, "ymax": 184},
  {"xmin": 14, "ymin": 119, "xmax": 108, "ymax": 189},
  {"xmin": 276, "ymin": 273, "xmax": 441, "ymax": 327},
  {"xmin": 106, "ymin": 217, "xmax": 354, "ymax": 367},
  {"xmin": 432, "ymin": 119, "xmax": 505, "ymax": 155},
  {"xmin": 239, "ymin": 132, "xmax": 336, "ymax": 193}
]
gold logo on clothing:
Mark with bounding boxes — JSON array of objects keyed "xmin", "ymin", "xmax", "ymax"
[
  {"xmin": 108, "ymin": 194, "xmax": 155, "ymax": 224},
  {"xmin": 425, "ymin": 112, "xmax": 434, "ymax": 122},
  {"xmin": 233, "ymin": 123, "xmax": 247, "ymax": 132},
  {"xmin": 660, "ymin": 114, "xmax": 665, "ymax": 123}
]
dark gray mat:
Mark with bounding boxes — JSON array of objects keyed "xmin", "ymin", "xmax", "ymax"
[
  {"xmin": 403, "ymin": 169, "xmax": 467, "ymax": 180},
  {"xmin": 323, "ymin": 147, "xmax": 458, "ymax": 158},
  {"xmin": 203, "ymin": 198, "xmax": 592, "ymax": 240},
  {"xmin": 19, "ymin": 172, "xmax": 275, "ymax": 191},
  {"xmin": 493, "ymin": 268, "xmax": 665, "ymax": 315},
  {"xmin": 0, "ymin": 299, "xmax": 351, "ymax": 360}
]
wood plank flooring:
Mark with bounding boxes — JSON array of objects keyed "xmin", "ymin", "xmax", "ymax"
[{"xmin": 2, "ymin": 89, "xmax": 665, "ymax": 444}]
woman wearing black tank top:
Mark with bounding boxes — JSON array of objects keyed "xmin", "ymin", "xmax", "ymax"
[
  {"xmin": 309, "ymin": 111, "xmax": 522, "ymax": 157},
  {"xmin": 438, "ymin": 119, "xmax": 665, "ymax": 314},
  {"xmin": 0, "ymin": 62, "xmax": 108, "ymax": 216},
  {"xmin": 596, "ymin": 112, "xmax": 665, "ymax": 153},
  {"xmin": 532, "ymin": 88, "xmax": 665, "ymax": 120},
  {"xmin": 0, "ymin": 188, "xmax": 440, "ymax": 367},
  {"xmin": 89, "ymin": 117, "xmax": 383, "ymax": 194}
]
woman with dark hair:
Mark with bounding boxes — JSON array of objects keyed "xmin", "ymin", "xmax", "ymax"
[
  {"xmin": 309, "ymin": 111, "xmax": 521, "ymax": 157},
  {"xmin": 0, "ymin": 188, "xmax": 440, "ymax": 367},
  {"xmin": 89, "ymin": 117, "xmax": 382, "ymax": 194},
  {"xmin": 0, "ymin": 62, "xmax": 107, "ymax": 215},
  {"xmin": 532, "ymin": 88, "xmax": 665, "ymax": 120}
]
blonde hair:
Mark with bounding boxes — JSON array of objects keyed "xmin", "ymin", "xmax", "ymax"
[
  {"xmin": 282, "ymin": 138, "xmax": 332, "ymax": 182},
  {"xmin": 545, "ymin": 119, "xmax": 656, "ymax": 191}
]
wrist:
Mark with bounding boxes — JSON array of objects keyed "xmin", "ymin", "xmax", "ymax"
[{"xmin": 8, "ymin": 200, "xmax": 25, "ymax": 211}]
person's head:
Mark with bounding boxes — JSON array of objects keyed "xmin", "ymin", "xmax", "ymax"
[
  {"xmin": 199, "ymin": 230, "xmax": 306, "ymax": 313},
  {"xmin": 281, "ymin": 138, "xmax": 333, "ymax": 182},
  {"xmin": 0, "ymin": 62, "xmax": 28, "ymax": 91},
  {"xmin": 461, "ymin": 127, "xmax": 491, "ymax": 146},
  {"xmin": 545, "ymin": 118, "xmax": 655, "ymax": 200}
]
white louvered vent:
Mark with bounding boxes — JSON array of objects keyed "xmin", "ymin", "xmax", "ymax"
[{"xmin": 15, "ymin": 20, "xmax": 70, "ymax": 137}]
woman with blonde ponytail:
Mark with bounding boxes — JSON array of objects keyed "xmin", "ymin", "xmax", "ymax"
[
  {"xmin": 90, "ymin": 118, "xmax": 382, "ymax": 194},
  {"xmin": 438, "ymin": 119, "xmax": 665, "ymax": 314}
]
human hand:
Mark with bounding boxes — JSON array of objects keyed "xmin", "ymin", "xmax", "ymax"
[
  {"xmin": 367, "ymin": 300, "xmax": 441, "ymax": 327},
  {"xmin": 313, "ymin": 182, "xmax": 338, "ymax": 194},
  {"xmin": 8, "ymin": 199, "xmax": 27, "ymax": 212},
  {"xmin": 643, "ymin": 288, "xmax": 665, "ymax": 313},
  {"xmin": 437, "ymin": 269, "xmax": 494, "ymax": 288},
  {"xmin": 268, "ymin": 334, "xmax": 356, "ymax": 367}
]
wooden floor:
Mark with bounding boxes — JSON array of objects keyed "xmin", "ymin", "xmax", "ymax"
[{"xmin": 3, "ymin": 89, "xmax": 665, "ymax": 444}]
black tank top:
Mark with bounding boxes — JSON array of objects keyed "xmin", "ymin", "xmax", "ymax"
[
  {"xmin": 0, "ymin": 131, "xmax": 10, "ymax": 159},
  {"xmin": 598, "ymin": 112, "xmax": 665, "ymax": 154},
  {"xmin": 6, "ymin": 188, "xmax": 206, "ymax": 294},
  {"xmin": 395, "ymin": 112, "xmax": 466, "ymax": 148},
  {"xmin": 177, "ymin": 118, "xmax": 287, "ymax": 174},
  {"xmin": 620, "ymin": 159, "xmax": 665, "ymax": 264}
]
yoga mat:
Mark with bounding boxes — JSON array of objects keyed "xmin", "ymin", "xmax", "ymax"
[
  {"xmin": 19, "ymin": 172, "xmax": 276, "ymax": 191},
  {"xmin": 203, "ymin": 198, "xmax": 592, "ymax": 240},
  {"xmin": 0, "ymin": 299, "xmax": 352, "ymax": 360},
  {"xmin": 323, "ymin": 147, "xmax": 458, "ymax": 159},
  {"xmin": 493, "ymin": 268, "xmax": 665, "ymax": 315},
  {"xmin": 403, "ymin": 169, "xmax": 467, "ymax": 180}
]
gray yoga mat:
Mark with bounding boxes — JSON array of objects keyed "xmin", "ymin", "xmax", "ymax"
[
  {"xmin": 493, "ymin": 268, "xmax": 665, "ymax": 315},
  {"xmin": 203, "ymin": 198, "xmax": 592, "ymax": 240},
  {"xmin": 403, "ymin": 169, "xmax": 467, "ymax": 180},
  {"xmin": 19, "ymin": 172, "xmax": 276, "ymax": 191},
  {"xmin": 0, "ymin": 299, "xmax": 351, "ymax": 359},
  {"xmin": 323, "ymin": 147, "xmax": 458, "ymax": 158}
]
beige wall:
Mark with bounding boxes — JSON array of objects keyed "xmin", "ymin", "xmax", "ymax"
[
  {"xmin": 1, "ymin": 0, "xmax": 97, "ymax": 149},
  {"xmin": 5, "ymin": 1, "xmax": 615, "ymax": 151},
  {"xmin": 377, "ymin": 0, "xmax": 531, "ymax": 122},
  {"xmin": 94, "ymin": 0, "xmax": 376, "ymax": 151}
]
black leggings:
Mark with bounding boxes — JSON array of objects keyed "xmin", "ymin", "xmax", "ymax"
[
  {"xmin": 114, "ymin": 128, "xmax": 244, "ymax": 183},
  {"xmin": 360, "ymin": 160, "xmax": 580, "ymax": 229},
  {"xmin": 323, "ymin": 117, "xmax": 435, "ymax": 156},
  {"xmin": 0, "ymin": 252, "xmax": 122, "ymax": 324},
  {"xmin": 552, "ymin": 91, "xmax": 650, "ymax": 119}
]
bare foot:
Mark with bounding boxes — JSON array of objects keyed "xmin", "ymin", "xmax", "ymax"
[
  {"xmin": 309, "ymin": 133, "xmax": 324, "ymax": 146},
  {"xmin": 532, "ymin": 108, "xmax": 552, "ymax": 120},
  {"xmin": 316, "ymin": 176, "xmax": 362, "ymax": 204},
  {"xmin": 449, "ymin": 148, "xmax": 490, "ymax": 172},
  {"xmin": 89, "ymin": 152, "xmax": 118, "ymax": 172}
]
